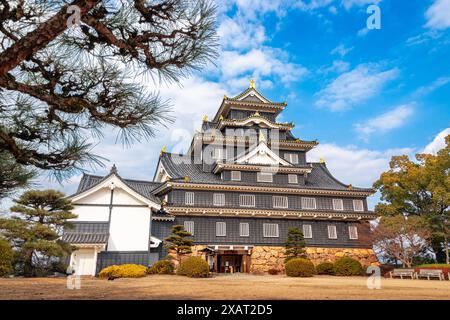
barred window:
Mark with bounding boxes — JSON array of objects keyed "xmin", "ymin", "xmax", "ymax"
[
  {"xmin": 257, "ymin": 172, "xmax": 273, "ymax": 182},
  {"xmin": 284, "ymin": 153, "xmax": 299, "ymax": 164},
  {"xmin": 263, "ymin": 223, "xmax": 279, "ymax": 237},
  {"xmin": 213, "ymin": 193, "xmax": 225, "ymax": 206},
  {"xmin": 239, "ymin": 223, "xmax": 250, "ymax": 237},
  {"xmin": 216, "ymin": 222, "xmax": 226, "ymax": 237},
  {"xmin": 213, "ymin": 148, "xmax": 226, "ymax": 160},
  {"xmin": 185, "ymin": 192, "xmax": 195, "ymax": 206},
  {"xmin": 348, "ymin": 226, "xmax": 358, "ymax": 239},
  {"xmin": 327, "ymin": 225, "xmax": 337, "ymax": 239},
  {"xmin": 302, "ymin": 224, "xmax": 312, "ymax": 239},
  {"xmin": 301, "ymin": 197, "xmax": 316, "ymax": 209},
  {"xmin": 332, "ymin": 199, "xmax": 344, "ymax": 211},
  {"xmin": 288, "ymin": 174, "xmax": 298, "ymax": 184},
  {"xmin": 231, "ymin": 171, "xmax": 241, "ymax": 181},
  {"xmin": 239, "ymin": 194, "xmax": 255, "ymax": 207},
  {"xmin": 273, "ymin": 196, "xmax": 288, "ymax": 209},
  {"xmin": 353, "ymin": 199, "xmax": 364, "ymax": 212},
  {"xmin": 183, "ymin": 221, "xmax": 194, "ymax": 235}
]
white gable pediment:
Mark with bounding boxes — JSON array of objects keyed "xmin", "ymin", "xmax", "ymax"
[
  {"xmin": 70, "ymin": 175, "xmax": 159, "ymax": 209},
  {"xmin": 237, "ymin": 88, "xmax": 270, "ymax": 103},
  {"xmin": 235, "ymin": 142, "xmax": 291, "ymax": 166}
]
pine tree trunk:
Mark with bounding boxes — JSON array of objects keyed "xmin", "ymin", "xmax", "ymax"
[{"xmin": 23, "ymin": 249, "xmax": 34, "ymax": 277}]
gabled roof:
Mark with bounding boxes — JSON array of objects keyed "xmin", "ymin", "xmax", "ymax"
[
  {"xmin": 71, "ymin": 170, "xmax": 162, "ymax": 204},
  {"xmin": 156, "ymin": 152, "xmax": 373, "ymax": 192}
]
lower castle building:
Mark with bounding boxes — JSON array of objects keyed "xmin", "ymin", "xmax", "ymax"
[{"xmin": 63, "ymin": 82, "xmax": 378, "ymax": 275}]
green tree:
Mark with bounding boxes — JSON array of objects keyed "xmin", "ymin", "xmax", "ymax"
[
  {"xmin": 0, "ymin": 237, "xmax": 13, "ymax": 277},
  {"xmin": 0, "ymin": 190, "xmax": 76, "ymax": 276},
  {"xmin": 164, "ymin": 225, "xmax": 193, "ymax": 266},
  {"xmin": 0, "ymin": 0, "xmax": 217, "ymax": 180},
  {"xmin": 0, "ymin": 151, "xmax": 35, "ymax": 200},
  {"xmin": 284, "ymin": 227, "xmax": 307, "ymax": 262},
  {"xmin": 373, "ymin": 135, "xmax": 450, "ymax": 263}
]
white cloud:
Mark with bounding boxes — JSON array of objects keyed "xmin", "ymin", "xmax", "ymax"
[
  {"xmin": 308, "ymin": 143, "xmax": 414, "ymax": 206},
  {"xmin": 406, "ymin": 30, "xmax": 442, "ymax": 46},
  {"xmin": 425, "ymin": 0, "xmax": 450, "ymax": 30},
  {"xmin": 354, "ymin": 104, "xmax": 415, "ymax": 141},
  {"xmin": 423, "ymin": 128, "xmax": 450, "ymax": 154},
  {"xmin": 357, "ymin": 27, "xmax": 370, "ymax": 37},
  {"xmin": 413, "ymin": 76, "xmax": 450, "ymax": 96},
  {"xmin": 315, "ymin": 63, "xmax": 399, "ymax": 111},
  {"xmin": 217, "ymin": 16, "xmax": 266, "ymax": 50},
  {"xmin": 318, "ymin": 60, "xmax": 350, "ymax": 74},
  {"xmin": 220, "ymin": 49, "xmax": 308, "ymax": 87},
  {"xmin": 331, "ymin": 44, "xmax": 353, "ymax": 56},
  {"xmin": 341, "ymin": 0, "xmax": 382, "ymax": 9}
]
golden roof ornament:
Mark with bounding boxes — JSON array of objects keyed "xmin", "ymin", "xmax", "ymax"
[
  {"xmin": 219, "ymin": 115, "xmax": 224, "ymax": 121},
  {"xmin": 160, "ymin": 145, "xmax": 167, "ymax": 156},
  {"xmin": 184, "ymin": 176, "xmax": 190, "ymax": 182},
  {"xmin": 319, "ymin": 157, "xmax": 325, "ymax": 164},
  {"xmin": 348, "ymin": 184, "xmax": 353, "ymax": 190},
  {"xmin": 165, "ymin": 176, "xmax": 170, "ymax": 181},
  {"xmin": 249, "ymin": 79, "xmax": 255, "ymax": 89},
  {"xmin": 202, "ymin": 115, "xmax": 208, "ymax": 122},
  {"xmin": 253, "ymin": 111, "xmax": 260, "ymax": 117},
  {"xmin": 223, "ymin": 95, "xmax": 228, "ymax": 100},
  {"xmin": 258, "ymin": 130, "xmax": 266, "ymax": 143}
]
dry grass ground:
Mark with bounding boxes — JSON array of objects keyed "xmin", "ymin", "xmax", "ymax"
[{"xmin": 0, "ymin": 274, "xmax": 449, "ymax": 300}]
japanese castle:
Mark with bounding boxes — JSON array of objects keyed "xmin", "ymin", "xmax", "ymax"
[{"xmin": 63, "ymin": 81, "xmax": 378, "ymax": 275}]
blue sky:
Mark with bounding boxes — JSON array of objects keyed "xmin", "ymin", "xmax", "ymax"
[{"xmin": 3, "ymin": 0, "xmax": 449, "ymax": 212}]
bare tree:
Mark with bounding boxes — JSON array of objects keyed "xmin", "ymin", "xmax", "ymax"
[
  {"xmin": 0, "ymin": 0, "xmax": 218, "ymax": 180},
  {"xmin": 373, "ymin": 215, "xmax": 432, "ymax": 267}
]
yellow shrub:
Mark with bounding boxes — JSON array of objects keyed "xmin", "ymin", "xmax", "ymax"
[{"xmin": 99, "ymin": 264, "xmax": 147, "ymax": 279}]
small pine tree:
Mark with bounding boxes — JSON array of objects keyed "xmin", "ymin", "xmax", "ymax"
[
  {"xmin": 284, "ymin": 227, "xmax": 307, "ymax": 262},
  {"xmin": 0, "ymin": 190, "xmax": 76, "ymax": 276},
  {"xmin": 164, "ymin": 225, "xmax": 193, "ymax": 265}
]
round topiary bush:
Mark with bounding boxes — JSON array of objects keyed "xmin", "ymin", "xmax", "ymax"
[
  {"xmin": 0, "ymin": 238, "xmax": 13, "ymax": 277},
  {"xmin": 333, "ymin": 257, "xmax": 363, "ymax": 276},
  {"xmin": 316, "ymin": 262, "xmax": 335, "ymax": 275},
  {"xmin": 285, "ymin": 258, "xmax": 315, "ymax": 277},
  {"xmin": 99, "ymin": 264, "xmax": 148, "ymax": 279},
  {"xmin": 177, "ymin": 256, "xmax": 210, "ymax": 278},
  {"xmin": 148, "ymin": 260, "xmax": 175, "ymax": 275}
]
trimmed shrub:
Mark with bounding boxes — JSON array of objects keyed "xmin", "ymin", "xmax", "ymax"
[
  {"xmin": 0, "ymin": 238, "xmax": 13, "ymax": 277},
  {"xmin": 99, "ymin": 264, "xmax": 147, "ymax": 279},
  {"xmin": 316, "ymin": 262, "xmax": 335, "ymax": 275},
  {"xmin": 177, "ymin": 256, "xmax": 209, "ymax": 278},
  {"xmin": 333, "ymin": 257, "xmax": 363, "ymax": 276},
  {"xmin": 148, "ymin": 260, "xmax": 175, "ymax": 275},
  {"xmin": 285, "ymin": 258, "xmax": 315, "ymax": 277},
  {"xmin": 268, "ymin": 268, "xmax": 279, "ymax": 275}
]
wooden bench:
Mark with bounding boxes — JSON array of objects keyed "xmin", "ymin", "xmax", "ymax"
[
  {"xmin": 417, "ymin": 269, "xmax": 445, "ymax": 281},
  {"xmin": 389, "ymin": 269, "xmax": 416, "ymax": 279}
]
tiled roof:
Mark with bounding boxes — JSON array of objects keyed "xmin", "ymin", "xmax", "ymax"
[
  {"xmin": 160, "ymin": 152, "xmax": 372, "ymax": 192},
  {"xmin": 62, "ymin": 232, "xmax": 108, "ymax": 244},
  {"xmin": 74, "ymin": 173, "xmax": 162, "ymax": 203}
]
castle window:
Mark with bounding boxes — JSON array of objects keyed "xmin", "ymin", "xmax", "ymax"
[
  {"xmin": 185, "ymin": 192, "xmax": 195, "ymax": 206},
  {"xmin": 353, "ymin": 199, "xmax": 364, "ymax": 212},
  {"xmin": 184, "ymin": 221, "xmax": 194, "ymax": 235},
  {"xmin": 239, "ymin": 194, "xmax": 255, "ymax": 207},
  {"xmin": 302, "ymin": 224, "xmax": 312, "ymax": 238},
  {"xmin": 284, "ymin": 153, "xmax": 299, "ymax": 164},
  {"xmin": 263, "ymin": 223, "xmax": 279, "ymax": 238},
  {"xmin": 348, "ymin": 226, "xmax": 358, "ymax": 240},
  {"xmin": 213, "ymin": 193, "xmax": 225, "ymax": 206},
  {"xmin": 273, "ymin": 196, "xmax": 288, "ymax": 209},
  {"xmin": 216, "ymin": 222, "xmax": 226, "ymax": 237},
  {"xmin": 301, "ymin": 197, "xmax": 316, "ymax": 209},
  {"xmin": 327, "ymin": 225, "xmax": 337, "ymax": 239},
  {"xmin": 213, "ymin": 148, "xmax": 226, "ymax": 160},
  {"xmin": 231, "ymin": 171, "xmax": 241, "ymax": 181},
  {"xmin": 288, "ymin": 174, "xmax": 298, "ymax": 184},
  {"xmin": 332, "ymin": 199, "xmax": 344, "ymax": 211},
  {"xmin": 257, "ymin": 172, "xmax": 273, "ymax": 182},
  {"xmin": 239, "ymin": 223, "xmax": 250, "ymax": 237}
]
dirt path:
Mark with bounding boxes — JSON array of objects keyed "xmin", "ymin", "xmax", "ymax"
[{"xmin": 0, "ymin": 274, "xmax": 449, "ymax": 300}]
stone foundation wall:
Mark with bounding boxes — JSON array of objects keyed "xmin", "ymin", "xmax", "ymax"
[{"xmin": 250, "ymin": 246, "xmax": 378, "ymax": 274}]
